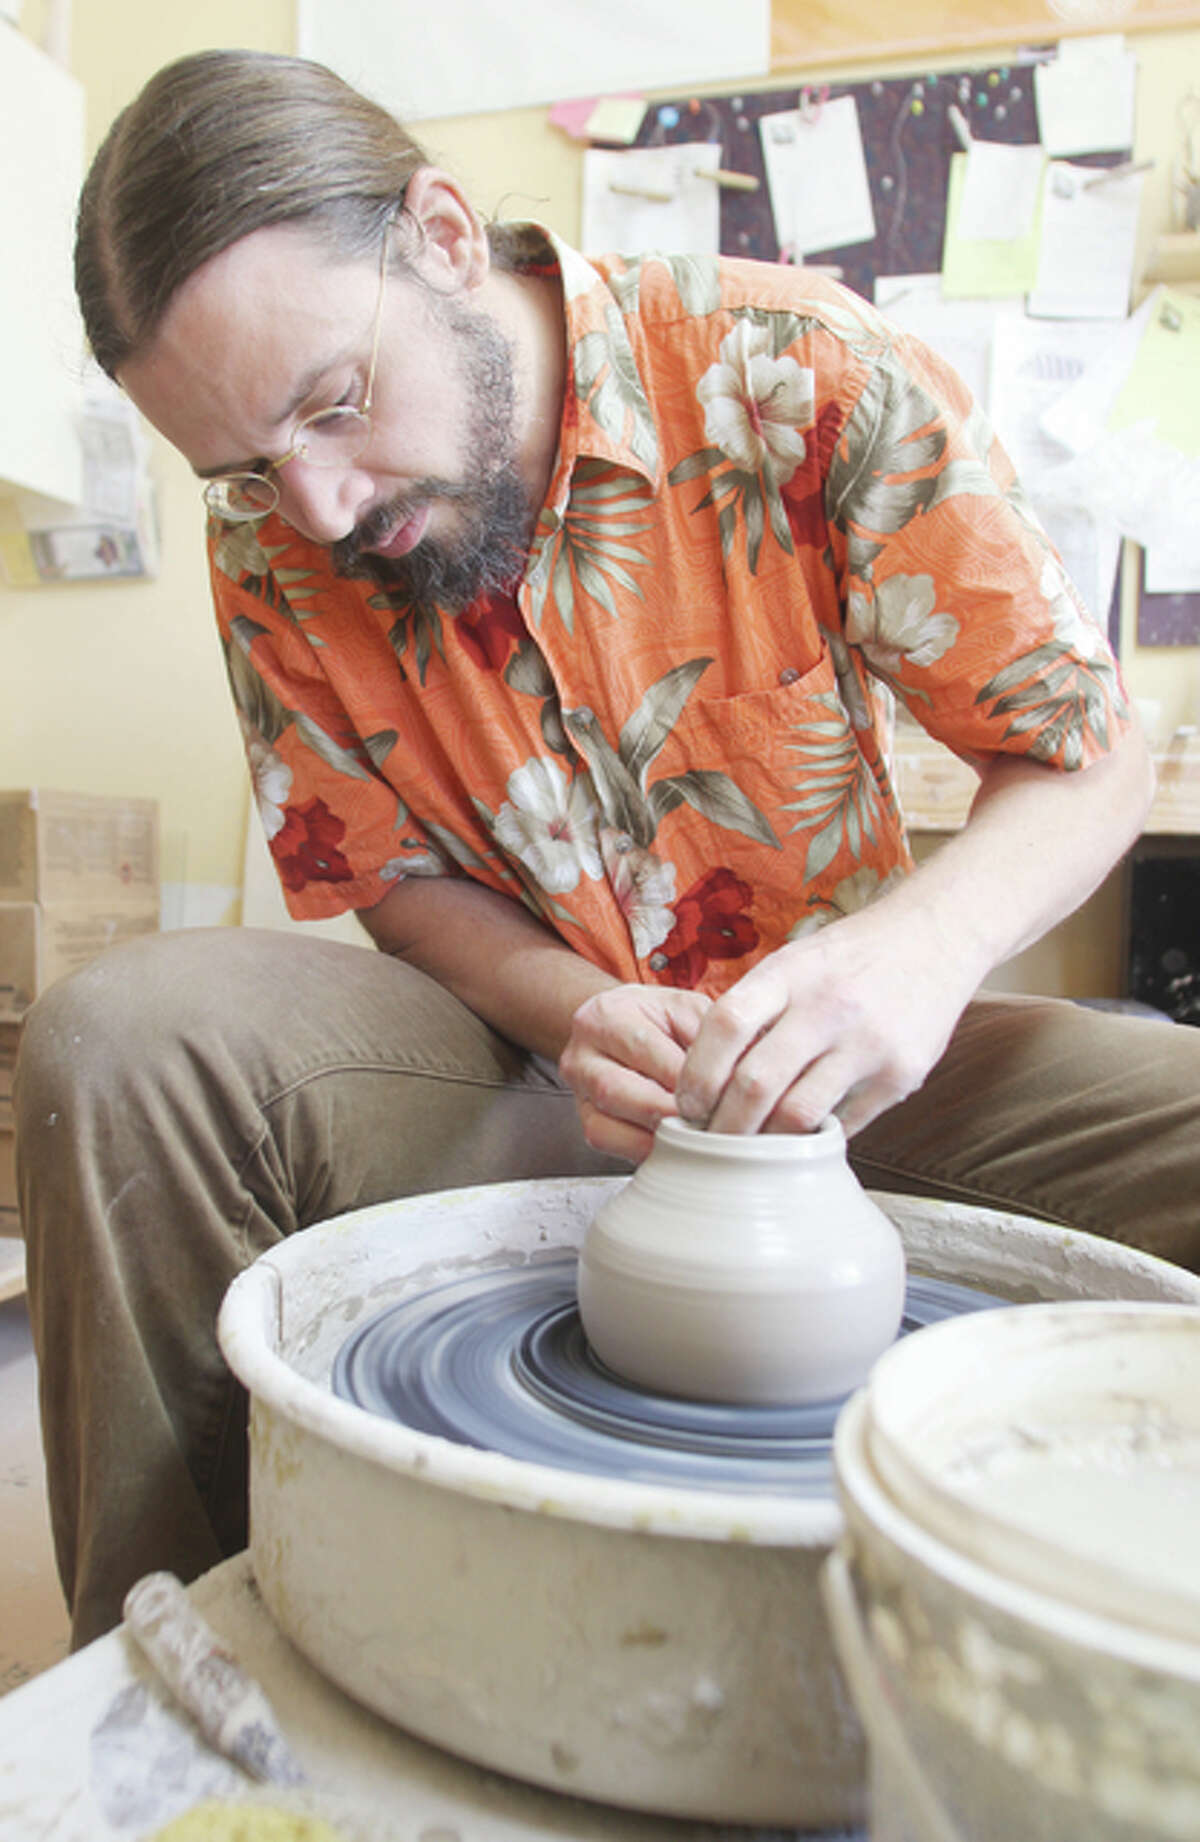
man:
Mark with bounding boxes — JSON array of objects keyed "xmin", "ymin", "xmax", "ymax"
[{"xmin": 16, "ymin": 49, "xmax": 1199, "ymax": 1648}]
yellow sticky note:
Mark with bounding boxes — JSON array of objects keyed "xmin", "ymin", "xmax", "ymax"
[
  {"xmin": 941, "ymin": 153, "xmax": 1042, "ymax": 300},
  {"xmin": 1109, "ymin": 290, "xmax": 1200, "ymax": 459},
  {"xmin": 585, "ymin": 96, "xmax": 647, "ymax": 145}
]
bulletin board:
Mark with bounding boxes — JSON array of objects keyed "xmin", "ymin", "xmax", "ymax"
[
  {"xmin": 627, "ymin": 57, "xmax": 1193, "ymax": 652},
  {"xmin": 1136, "ymin": 553, "xmax": 1200, "ymax": 644},
  {"xmin": 628, "ymin": 53, "xmax": 1125, "ymax": 294}
]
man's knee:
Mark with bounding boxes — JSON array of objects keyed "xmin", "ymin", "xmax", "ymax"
[{"xmin": 14, "ymin": 931, "xmax": 204, "ymax": 1119}]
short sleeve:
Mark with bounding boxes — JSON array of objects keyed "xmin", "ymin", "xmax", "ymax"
[{"xmin": 822, "ymin": 322, "xmax": 1131, "ymax": 773}]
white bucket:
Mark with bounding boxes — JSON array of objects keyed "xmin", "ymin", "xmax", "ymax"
[{"xmin": 825, "ymin": 1302, "xmax": 1200, "ymax": 1842}]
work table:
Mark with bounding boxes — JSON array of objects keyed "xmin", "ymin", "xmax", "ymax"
[{"xmin": 0, "ymin": 1553, "xmax": 864, "ymax": 1842}]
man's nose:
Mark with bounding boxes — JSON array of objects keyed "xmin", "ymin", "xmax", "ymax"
[{"xmin": 275, "ymin": 462, "xmax": 374, "ymax": 546}]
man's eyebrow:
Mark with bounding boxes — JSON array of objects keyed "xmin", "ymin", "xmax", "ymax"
[{"xmin": 192, "ymin": 346, "xmax": 355, "ymax": 480}]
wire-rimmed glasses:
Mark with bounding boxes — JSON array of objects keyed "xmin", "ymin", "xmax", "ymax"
[{"xmin": 202, "ymin": 223, "xmax": 392, "ymax": 523}]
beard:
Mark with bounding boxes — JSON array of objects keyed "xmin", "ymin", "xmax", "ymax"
[{"xmin": 331, "ymin": 294, "xmax": 532, "ymax": 611}]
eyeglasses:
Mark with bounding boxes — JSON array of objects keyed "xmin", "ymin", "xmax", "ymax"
[{"xmin": 202, "ymin": 224, "xmax": 392, "ymax": 523}]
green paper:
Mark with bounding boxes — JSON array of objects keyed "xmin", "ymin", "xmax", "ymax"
[
  {"xmin": 1109, "ymin": 289, "xmax": 1200, "ymax": 459},
  {"xmin": 941, "ymin": 153, "xmax": 1043, "ymax": 300}
]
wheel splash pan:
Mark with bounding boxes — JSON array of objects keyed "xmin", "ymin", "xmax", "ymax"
[{"xmin": 217, "ymin": 1177, "xmax": 1200, "ymax": 1829}]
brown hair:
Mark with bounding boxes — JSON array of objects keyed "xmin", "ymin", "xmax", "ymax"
[{"xmin": 76, "ymin": 49, "xmax": 430, "ymax": 377}]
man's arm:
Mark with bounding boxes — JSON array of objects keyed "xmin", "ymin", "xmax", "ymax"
[
  {"xmin": 668, "ymin": 721, "xmax": 1155, "ymax": 1139},
  {"xmin": 359, "ymin": 723, "xmax": 1153, "ymax": 1160},
  {"xmin": 357, "ymin": 877, "xmax": 712, "ymax": 1160}
]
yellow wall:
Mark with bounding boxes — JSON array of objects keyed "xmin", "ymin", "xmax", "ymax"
[
  {"xmin": 3, "ymin": 1, "xmax": 298, "ymax": 924},
  {"xmin": 2, "ymin": 4, "xmax": 1197, "ymax": 966}
]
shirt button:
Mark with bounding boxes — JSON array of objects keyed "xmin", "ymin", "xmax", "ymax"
[{"xmin": 779, "ymin": 667, "xmax": 801, "ymax": 686}]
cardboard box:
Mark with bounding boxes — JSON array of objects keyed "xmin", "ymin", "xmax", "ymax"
[
  {"xmin": 0, "ymin": 900, "xmax": 159, "ymax": 1019},
  {"xmin": 0, "ymin": 1124, "xmax": 15, "ymax": 1219},
  {"xmin": 0, "ymin": 788, "xmax": 159, "ymax": 909},
  {"xmin": 0, "ymin": 1018, "xmax": 17, "ymax": 1132},
  {"xmin": 0, "ymin": 903, "xmax": 37, "ymax": 1017}
]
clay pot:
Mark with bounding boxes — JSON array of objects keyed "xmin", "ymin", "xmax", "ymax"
[{"xmin": 576, "ymin": 1116, "xmax": 907, "ymax": 1404}]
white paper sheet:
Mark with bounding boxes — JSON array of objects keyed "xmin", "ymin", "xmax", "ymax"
[
  {"xmin": 990, "ymin": 314, "xmax": 1121, "ymax": 480},
  {"xmin": 1029, "ymin": 289, "xmax": 1200, "ymax": 576},
  {"xmin": 1144, "ymin": 540, "xmax": 1200, "ymax": 595},
  {"xmin": 298, "ymin": 0, "xmax": 769, "ymax": 122},
  {"xmin": 957, "ymin": 141, "xmax": 1046, "ymax": 244},
  {"xmin": 1033, "ymin": 35, "xmax": 1137, "ymax": 158},
  {"xmin": 0, "ymin": 25, "xmax": 84, "ymax": 506},
  {"xmin": 989, "ymin": 314, "xmax": 1125, "ymax": 621},
  {"xmin": 758, "ymin": 96, "xmax": 876, "ymax": 260},
  {"xmin": 1026, "ymin": 163, "xmax": 1144, "ymax": 320},
  {"xmin": 1040, "ymin": 291, "xmax": 1159, "ymax": 452},
  {"xmin": 581, "ymin": 143, "xmax": 722, "ymax": 256},
  {"xmin": 875, "ymin": 274, "xmax": 1024, "ymax": 410}
]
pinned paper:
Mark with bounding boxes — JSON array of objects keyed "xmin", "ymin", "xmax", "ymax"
[
  {"xmin": 1033, "ymin": 289, "xmax": 1200, "ymax": 596},
  {"xmin": 582, "ymin": 142, "xmax": 722, "ymax": 255},
  {"xmin": 583, "ymin": 95, "xmax": 648, "ymax": 145},
  {"xmin": 956, "ymin": 141, "xmax": 1045, "ymax": 243},
  {"xmin": 1033, "ymin": 35, "xmax": 1137, "ymax": 158},
  {"xmin": 1040, "ymin": 290, "xmax": 1157, "ymax": 454},
  {"xmin": 1109, "ymin": 289, "xmax": 1200, "ymax": 458},
  {"xmin": 758, "ymin": 95, "xmax": 876, "ymax": 258},
  {"xmin": 989, "ymin": 313, "xmax": 1125, "ymax": 623},
  {"xmin": 941, "ymin": 154, "xmax": 1042, "ymax": 298},
  {"xmin": 1027, "ymin": 162, "xmax": 1144, "ymax": 320},
  {"xmin": 875, "ymin": 273, "xmax": 1022, "ymax": 409}
]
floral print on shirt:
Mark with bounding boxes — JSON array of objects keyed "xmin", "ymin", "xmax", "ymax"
[{"xmin": 208, "ymin": 231, "xmax": 1131, "ymax": 997}]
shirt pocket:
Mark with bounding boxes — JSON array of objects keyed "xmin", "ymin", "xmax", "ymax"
[{"xmin": 663, "ymin": 646, "xmax": 849, "ymax": 838}]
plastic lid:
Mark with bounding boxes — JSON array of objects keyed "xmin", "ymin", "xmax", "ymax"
[{"xmin": 861, "ymin": 1300, "xmax": 1200, "ymax": 1644}]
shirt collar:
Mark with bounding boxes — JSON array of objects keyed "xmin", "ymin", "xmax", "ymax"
[{"xmin": 513, "ymin": 225, "xmax": 661, "ymax": 492}]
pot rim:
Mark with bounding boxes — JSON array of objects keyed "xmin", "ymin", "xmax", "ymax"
[
  {"xmin": 654, "ymin": 1115, "xmax": 846, "ymax": 1157},
  {"xmin": 833, "ymin": 1388, "xmax": 1200, "ymax": 1679}
]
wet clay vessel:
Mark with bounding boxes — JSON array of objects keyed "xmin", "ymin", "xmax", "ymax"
[{"xmin": 577, "ymin": 1115, "xmax": 907, "ymax": 1404}]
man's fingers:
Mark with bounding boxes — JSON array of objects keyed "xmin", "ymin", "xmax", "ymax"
[
  {"xmin": 761, "ymin": 1052, "xmax": 869, "ymax": 1136},
  {"xmin": 566, "ymin": 990, "xmax": 702, "ymax": 1092},
  {"xmin": 675, "ymin": 974, "xmax": 788, "ymax": 1126},
  {"xmin": 577, "ymin": 1100, "xmax": 656, "ymax": 1164}
]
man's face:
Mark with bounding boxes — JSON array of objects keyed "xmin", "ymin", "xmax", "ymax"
[{"xmin": 120, "ymin": 220, "xmax": 532, "ymax": 608}]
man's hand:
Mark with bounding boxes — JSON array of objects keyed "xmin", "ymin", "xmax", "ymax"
[
  {"xmin": 672, "ymin": 730, "xmax": 1155, "ymax": 1140},
  {"xmin": 672, "ymin": 899, "xmax": 978, "ymax": 1139},
  {"xmin": 560, "ymin": 984, "xmax": 713, "ymax": 1162}
]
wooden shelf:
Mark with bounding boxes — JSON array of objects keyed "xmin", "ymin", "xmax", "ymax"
[
  {"xmin": 894, "ymin": 728, "xmax": 1200, "ymax": 834},
  {"xmin": 770, "ymin": 0, "xmax": 1200, "ymax": 74},
  {"xmin": 1143, "ymin": 232, "xmax": 1200, "ymax": 288}
]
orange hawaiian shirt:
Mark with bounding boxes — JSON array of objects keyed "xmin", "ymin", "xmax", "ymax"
[{"xmin": 208, "ymin": 229, "xmax": 1130, "ymax": 995}]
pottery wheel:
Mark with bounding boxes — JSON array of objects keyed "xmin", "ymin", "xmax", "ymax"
[{"xmin": 332, "ymin": 1254, "xmax": 1006, "ymax": 1496}]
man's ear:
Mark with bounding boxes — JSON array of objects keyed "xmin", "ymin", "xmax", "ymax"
[{"xmin": 396, "ymin": 167, "xmax": 489, "ymax": 294}]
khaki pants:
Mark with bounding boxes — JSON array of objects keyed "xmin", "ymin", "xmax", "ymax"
[{"xmin": 14, "ymin": 926, "xmax": 1200, "ymax": 1648}]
